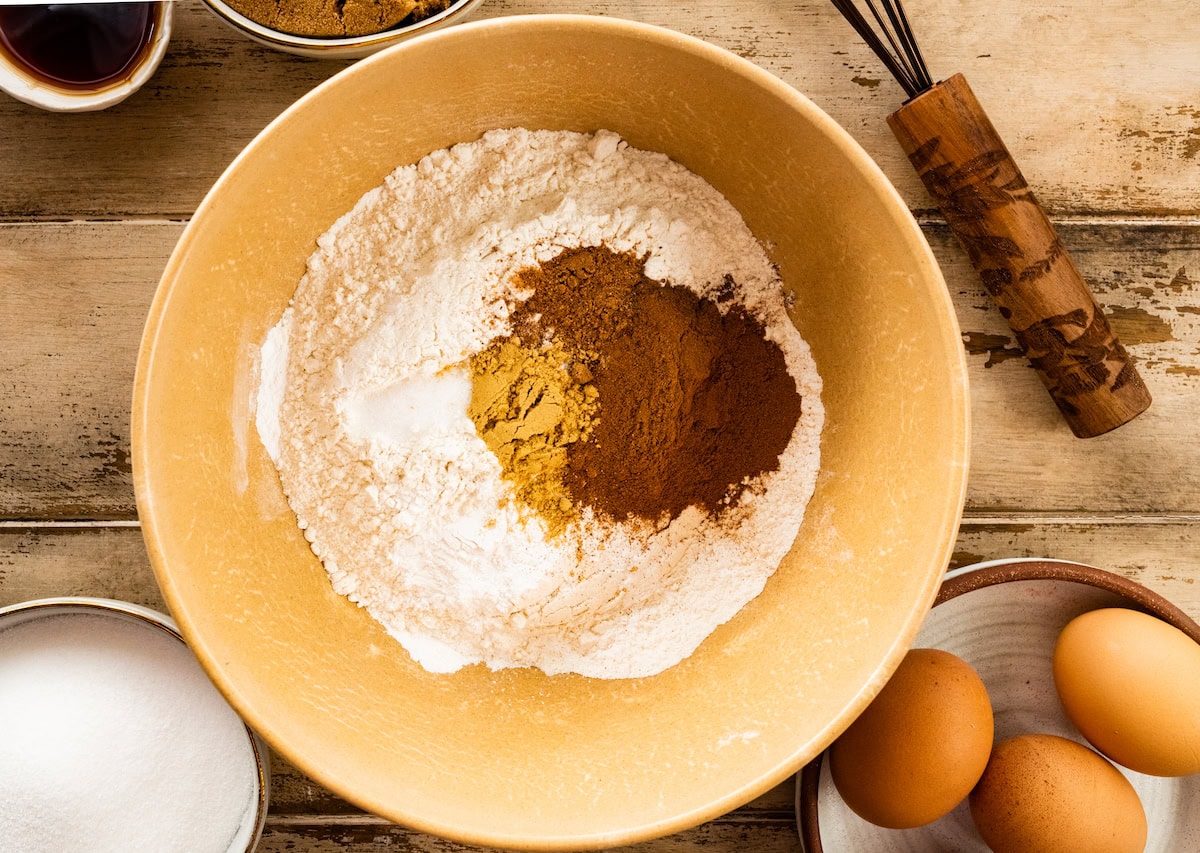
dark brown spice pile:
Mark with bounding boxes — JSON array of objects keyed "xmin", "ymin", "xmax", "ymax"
[{"xmin": 503, "ymin": 245, "xmax": 803, "ymax": 524}]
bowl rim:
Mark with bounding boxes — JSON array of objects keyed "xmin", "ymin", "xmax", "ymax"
[
  {"xmin": 199, "ymin": 0, "xmax": 484, "ymax": 53},
  {"xmin": 0, "ymin": 595, "xmax": 270, "ymax": 852},
  {"xmin": 133, "ymin": 14, "xmax": 969, "ymax": 849},
  {"xmin": 795, "ymin": 557, "xmax": 1200, "ymax": 852}
]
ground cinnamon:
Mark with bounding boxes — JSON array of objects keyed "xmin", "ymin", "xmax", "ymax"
[{"xmin": 502, "ymin": 245, "xmax": 803, "ymax": 525}]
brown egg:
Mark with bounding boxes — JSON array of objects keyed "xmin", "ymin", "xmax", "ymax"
[
  {"xmin": 969, "ymin": 734, "xmax": 1147, "ymax": 853},
  {"xmin": 829, "ymin": 647, "xmax": 993, "ymax": 829},
  {"xmin": 1054, "ymin": 607, "xmax": 1200, "ymax": 776}
]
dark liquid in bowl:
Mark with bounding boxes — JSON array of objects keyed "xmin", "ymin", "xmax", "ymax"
[{"xmin": 0, "ymin": 3, "xmax": 158, "ymax": 91}]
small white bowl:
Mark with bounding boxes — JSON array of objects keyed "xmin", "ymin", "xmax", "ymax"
[
  {"xmin": 0, "ymin": 1, "xmax": 173, "ymax": 112},
  {"xmin": 200, "ymin": 0, "xmax": 485, "ymax": 59},
  {"xmin": 0, "ymin": 596, "xmax": 269, "ymax": 851}
]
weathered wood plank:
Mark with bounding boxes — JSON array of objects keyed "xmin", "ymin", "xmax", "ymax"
[
  {"xmin": 5, "ymin": 521, "xmax": 1195, "ymax": 622},
  {"xmin": 0, "ymin": 524, "xmax": 159, "ymax": 606},
  {"xmin": 4, "ymin": 221, "xmax": 1199, "ymax": 518},
  {"xmin": 0, "ymin": 0, "xmax": 350, "ymax": 220},
  {"xmin": 254, "ymin": 819, "xmax": 801, "ymax": 852},
  {"xmin": 0, "ymin": 224, "xmax": 177, "ymax": 519},
  {"xmin": 0, "ymin": 0, "xmax": 1196, "ymax": 219},
  {"xmin": 947, "ymin": 221, "xmax": 1200, "ymax": 513},
  {"xmin": 948, "ymin": 517, "xmax": 1200, "ymax": 615}
]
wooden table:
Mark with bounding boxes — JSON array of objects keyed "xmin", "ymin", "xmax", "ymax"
[{"xmin": 2, "ymin": 1, "xmax": 1197, "ymax": 850}]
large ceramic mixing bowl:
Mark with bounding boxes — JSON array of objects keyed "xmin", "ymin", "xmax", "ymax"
[{"xmin": 133, "ymin": 15, "xmax": 969, "ymax": 850}]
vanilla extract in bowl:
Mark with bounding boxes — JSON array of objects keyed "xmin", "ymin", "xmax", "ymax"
[
  {"xmin": 0, "ymin": 1, "xmax": 170, "ymax": 111},
  {"xmin": 0, "ymin": 2, "xmax": 158, "ymax": 89}
]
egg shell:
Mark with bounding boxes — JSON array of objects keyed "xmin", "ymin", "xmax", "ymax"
[
  {"xmin": 829, "ymin": 647, "xmax": 993, "ymax": 829},
  {"xmin": 1053, "ymin": 607, "xmax": 1200, "ymax": 776},
  {"xmin": 969, "ymin": 733, "xmax": 1147, "ymax": 853}
]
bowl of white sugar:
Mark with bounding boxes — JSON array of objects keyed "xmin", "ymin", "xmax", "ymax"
[
  {"xmin": 133, "ymin": 13, "xmax": 968, "ymax": 850},
  {"xmin": 0, "ymin": 597, "xmax": 269, "ymax": 853}
]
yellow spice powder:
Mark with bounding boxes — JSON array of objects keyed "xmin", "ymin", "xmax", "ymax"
[{"xmin": 468, "ymin": 338, "xmax": 598, "ymax": 535}]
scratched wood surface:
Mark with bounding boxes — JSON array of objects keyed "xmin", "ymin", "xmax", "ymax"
[
  {"xmin": 1, "ymin": 0, "xmax": 1199, "ymax": 219},
  {"xmin": 5, "ymin": 222, "xmax": 1199, "ymax": 519},
  {"xmin": 2, "ymin": 0, "xmax": 1198, "ymax": 850}
]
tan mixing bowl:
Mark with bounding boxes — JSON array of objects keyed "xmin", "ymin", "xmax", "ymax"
[{"xmin": 133, "ymin": 15, "xmax": 969, "ymax": 849}]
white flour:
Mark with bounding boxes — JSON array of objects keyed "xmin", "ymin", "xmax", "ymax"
[{"xmin": 257, "ymin": 129, "xmax": 823, "ymax": 679}]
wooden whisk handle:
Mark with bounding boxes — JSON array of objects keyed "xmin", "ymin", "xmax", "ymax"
[{"xmin": 887, "ymin": 73, "xmax": 1151, "ymax": 438}]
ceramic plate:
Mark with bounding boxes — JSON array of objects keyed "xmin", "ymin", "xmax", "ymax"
[{"xmin": 798, "ymin": 558, "xmax": 1200, "ymax": 852}]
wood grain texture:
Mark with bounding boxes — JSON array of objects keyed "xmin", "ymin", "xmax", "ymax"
[
  {"xmin": 4, "ymin": 221, "xmax": 1199, "ymax": 520},
  {"xmin": 0, "ymin": 0, "xmax": 1197, "ymax": 218},
  {"xmin": 949, "ymin": 222, "xmax": 1200, "ymax": 512},
  {"xmin": 6, "ymin": 522, "xmax": 1194, "ymax": 625},
  {"xmin": 254, "ymin": 819, "xmax": 802, "ymax": 853},
  {"xmin": 0, "ymin": 224, "xmax": 176, "ymax": 518}
]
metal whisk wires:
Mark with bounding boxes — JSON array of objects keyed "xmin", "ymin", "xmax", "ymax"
[{"xmin": 830, "ymin": 0, "xmax": 933, "ymax": 99}]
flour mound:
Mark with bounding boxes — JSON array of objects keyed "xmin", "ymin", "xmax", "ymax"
[{"xmin": 259, "ymin": 128, "xmax": 823, "ymax": 679}]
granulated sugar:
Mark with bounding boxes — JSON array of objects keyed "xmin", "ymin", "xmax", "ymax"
[
  {"xmin": 0, "ymin": 611, "xmax": 260, "ymax": 852},
  {"xmin": 258, "ymin": 128, "xmax": 823, "ymax": 679}
]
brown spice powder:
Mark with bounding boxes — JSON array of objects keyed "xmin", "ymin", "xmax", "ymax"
[
  {"xmin": 227, "ymin": 0, "xmax": 452, "ymax": 38},
  {"xmin": 506, "ymin": 245, "xmax": 803, "ymax": 524}
]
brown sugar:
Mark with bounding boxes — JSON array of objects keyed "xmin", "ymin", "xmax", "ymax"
[{"xmin": 226, "ymin": 0, "xmax": 453, "ymax": 38}]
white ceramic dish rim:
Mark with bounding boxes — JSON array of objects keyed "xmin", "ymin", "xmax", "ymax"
[
  {"xmin": 200, "ymin": 0, "xmax": 485, "ymax": 58},
  {"xmin": 0, "ymin": 1, "xmax": 173, "ymax": 112},
  {"xmin": 0, "ymin": 595, "xmax": 270, "ymax": 852},
  {"xmin": 794, "ymin": 556, "xmax": 1200, "ymax": 852}
]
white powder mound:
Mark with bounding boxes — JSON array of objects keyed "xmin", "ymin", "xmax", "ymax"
[
  {"xmin": 0, "ymin": 614, "xmax": 259, "ymax": 852},
  {"xmin": 259, "ymin": 128, "xmax": 823, "ymax": 679}
]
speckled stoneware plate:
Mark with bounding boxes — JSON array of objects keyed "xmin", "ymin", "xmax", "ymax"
[
  {"xmin": 133, "ymin": 15, "xmax": 969, "ymax": 850},
  {"xmin": 798, "ymin": 558, "xmax": 1200, "ymax": 852}
]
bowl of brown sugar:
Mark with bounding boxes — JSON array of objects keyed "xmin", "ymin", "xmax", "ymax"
[
  {"xmin": 201, "ymin": 0, "xmax": 484, "ymax": 58},
  {"xmin": 133, "ymin": 14, "xmax": 969, "ymax": 851}
]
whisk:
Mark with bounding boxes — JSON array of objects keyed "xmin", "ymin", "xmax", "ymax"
[{"xmin": 830, "ymin": 0, "xmax": 1151, "ymax": 438}]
